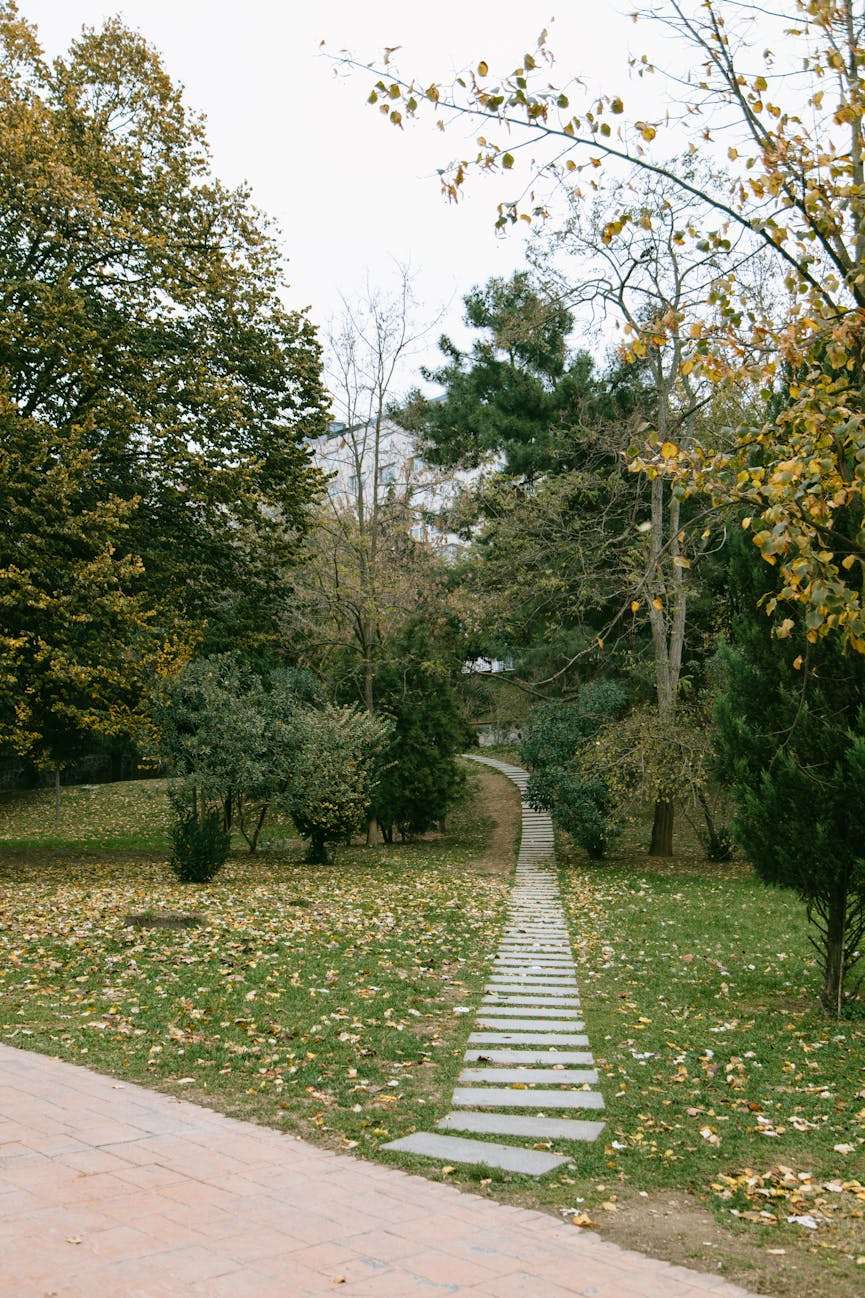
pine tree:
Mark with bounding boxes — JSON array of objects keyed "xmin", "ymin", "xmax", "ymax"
[
  {"xmin": 372, "ymin": 623, "xmax": 470, "ymax": 842},
  {"xmin": 715, "ymin": 533, "xmax": 865, "ymax": 1014}
]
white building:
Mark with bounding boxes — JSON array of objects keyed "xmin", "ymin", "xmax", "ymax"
[{"xmin": 313, "ymin": 415, "xmax": 469, "ymax": 555}]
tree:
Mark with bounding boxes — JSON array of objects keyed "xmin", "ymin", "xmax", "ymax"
[
  {"xmin": 154, "ymin": 654, "xmax": 319, "ymax": 854},
  {"xmin": 0, "ymin": 3, "xmax": 327, "ymax": 764},
  {"xmin": 280, "ymin": 704, "xmax": 391, "ymax": 863},
  {"xmin": 534, "ymin": 169, "xmax": 757, "ymax": 852},
  {"xmin": 715, "ymin": 532, "xmax": 865, "ymax": 1013},
  {"xmin": 295, "ymin": 269, "xmax": 450, "ymax": 840},
  {"xmin": 521, "ymin": 681, "xmax": 627, "ymax": 859},
  {"xmin": 337, "ymin": 1, "xmax": 865, "ymax": 652},
  {"xmin": 401, "ymin": 273, "xmax": 596, "ymax": 477},
  {"xmin": 371, "ymin": 621, "xmax": 470, "ymax": 842},
  {"xmin": 0, "ymin": 423, "xmax": 169, "ymax": 772}
]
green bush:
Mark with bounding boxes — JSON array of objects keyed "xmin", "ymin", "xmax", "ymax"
[
  {"xmin": 521, "ymin": 681, "xmax": 626, "ymax": 859},
  {"xmin": 168, "ymin": 808, "xmax": 230, "ymax": 883},
  {"xmin": 698, "ymin": 822, "xmax": 734, "ymax": 863}
]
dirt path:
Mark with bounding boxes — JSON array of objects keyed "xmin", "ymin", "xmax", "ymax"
[{"xmin": 464, "ymin": 758, "xmax": 522, "ymax": 875}]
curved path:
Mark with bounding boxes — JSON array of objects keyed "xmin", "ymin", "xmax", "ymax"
[
  {"xmin": 386, "ymin": 755, "xmax": 606, "ymax": 1174},
  {"xmin": 0, "ymin": 761, "xmax": 764, "ymax": 1297}
]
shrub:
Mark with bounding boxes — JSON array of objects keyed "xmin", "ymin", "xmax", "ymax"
[
  {"xmin": 698, "ymin": 822, "xmax": 734, "ymax": 863},
  {"xmin": 521, "ymin": 681, "xmax": 627, "ymax": 859},
  {"xmin": 280, "ymin": 705, "xmax": 391, "ymax": 863},
  {"xmin": 169, "ymin": 807, "xmax": 230, "ymax": 883}
]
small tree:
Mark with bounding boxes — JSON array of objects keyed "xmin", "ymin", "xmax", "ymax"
[
  {"xmin": 372, "ymin": 623, "xmax": 470, "ymax": 842},
  {"xmin": 154, "ymin": 654, "xmax": 318, "ymax": 852},
  {"xmin": 281, "ymin": 705, "xmax": 391, "ymax": 863},
  {"xmin": 715, "ymin": 535, "xmax": 865, "ymax": 1014},
  {"xmin": 521, "ymin": 682, "xmax": 626, "ymax": 859}
]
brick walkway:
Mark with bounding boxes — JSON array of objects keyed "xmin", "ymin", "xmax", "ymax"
[{"xmin": 0, "ymin": 1044, "xmax": 764, "ymax": 1297}]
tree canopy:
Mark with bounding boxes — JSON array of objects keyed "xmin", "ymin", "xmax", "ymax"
[{"xmin": 0, "ymin": 3, "xmax": 327, "ymax": 763}]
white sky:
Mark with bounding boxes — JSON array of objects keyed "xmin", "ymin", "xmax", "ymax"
[{"xmin": 24, "ymin": 1, "xmax": 658, "ymax": 392}]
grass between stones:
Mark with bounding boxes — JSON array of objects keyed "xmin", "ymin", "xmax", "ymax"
[{"xmin": 0, "ymin": 769, "xmax": 863, "ymax": 1296}]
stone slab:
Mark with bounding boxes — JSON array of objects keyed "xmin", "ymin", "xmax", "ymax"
[
  {"xmin": 381, "ymin": 1131, "xmax": 568, "ymax": 1176},
  {"xmin": 483, "ymin": 995, "xmax": 581, "ymax": 1007},
  {"xmin": 470, "ymin": 1031, "xmax": 589, "ymax": 1045},
  {"xmin": 459, "ymin": 1067, "xmax": 599, "ymax": 1085},
  {"xmin": 486, "ymin": 985, "xmax": 578, "ymax": 995},
  {"xmin": 477, "ymin": 1002, "xmax": 579, "ymax": 1012},
  {"xmin": 438, "ymin": 1111, "xmax": 606, "ymax": 1142},
  {"xmin": 487, "ymin": 976, "xmax": 579, "ymax": 987},
  {"xmin": 464, "ymin": 1048, "xmax": 594, "ymax": 1065},
  {"xmin": 474, "ymin": 1019, "xmax": 586, "ymax": 1032},
  {"xmin": 453, "ymin": 1087, "xmax": 605, "ymax": 1110}
]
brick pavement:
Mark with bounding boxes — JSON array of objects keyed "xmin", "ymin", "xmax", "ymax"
[{"xmin": 0, "ymin": 1042, "xmax": 765, "ymax": 1297}]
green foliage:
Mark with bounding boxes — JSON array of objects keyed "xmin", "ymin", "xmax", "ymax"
[
  {"xmin": 168, "ymin": 804, "xmax": 230, "ymax": 883},
  {"xmin": 399, "ymin": 272, "xmax": 648, "ymax": 479},
  {"xmin": 154, "ymin": 654, "xmax": 319, "ymax": 851},
  {"xmin": 521, "ymin": 682, "xmax": 626, "ymax": 858},
  {"xmin": 0, "ymin": 6, "xmax": 327, "ymax": 764},
  {"xmin": 715, "ymin": 532, "xmax": 865, "ymax": 1012},
  {"xmin": 372, "ymin": 623, "xmax": 470, "ymax": 842},
  {"xmin": 280, "ymin": 704, "xmax": 392, "ymax": 863}
]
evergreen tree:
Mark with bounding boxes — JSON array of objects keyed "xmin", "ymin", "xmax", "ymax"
[
  {"xmin": 715, "ymin": 533, "xmax": 865, "ymax": 1014},
  {"xmin": 399, "ymin": 272, "xmax": 647, "ymax": 478},
  {"xmin": 372, "ymin": 623, "xmax": 470, "ymax": 842}
]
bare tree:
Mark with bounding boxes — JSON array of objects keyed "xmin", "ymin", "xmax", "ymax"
[{"xmin": 298, "ymin": 267, "xmax": 450, "ymax": 841}]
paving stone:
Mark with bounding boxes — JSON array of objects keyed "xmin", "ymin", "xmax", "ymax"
[
  {"xmin": 452, "ymin": 1088, "xmax": 605, "ymax": 1110},
  {"xmin": 438, "ymin": 1112, "xmax": 606, "ymax": 1142},
  {"xmin": 464, "ymin": 1049, "xmax": 594, "ymax": 1065},
  {"xmin": 381, "ymin": 1131, "xmax": 567, "ymax": 1176},
  {"xmin": 482, "ymin": 995, "xmax": 581, "ymax": 1008},
  {"xmin": 487, "ymin": 976, "xmax": 579, "ymax": 987},
  {"xmin": 459, "ymin": 1068, "xmax": 599, "ymax": 1085},
  {"xmin": 469, "ymin": 1031, "xmax": 590, "ymax": 1045},
  {"xmin": 477, "ymin": 1002, "xmax": 579, "ymax": 1012},
  {"xmin": 475, "ymin": 1019, "xmax": 586, "ymax": 1032},
  {"xmin": 485, "ymin": 985, "xmax": 578, "ymax": 995}
]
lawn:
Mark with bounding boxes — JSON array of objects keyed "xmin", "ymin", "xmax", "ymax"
[
  {"xmin": 0, "ymin": 766, "xmax": 511, "ymax": 1160},
  {"xmin": 0, "ymin": 771, "xmax": 862, "ymax": 1297}
]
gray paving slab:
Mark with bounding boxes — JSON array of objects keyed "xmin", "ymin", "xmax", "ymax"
[
  {"xmin": 475, "ymin": 1018, "xmax": 586, "ymax": 1031},
  {"xmin": 470, "ymin": 1031, "xmax": 590, "ymax": 1045},
  {"xmin": 487, "ymin": 976, "xmax": 579, "ymax": 986},
  {"xmin": 459, "ymin": 1067, "xmax": 599, "ymax": 1085},
  {"xmin": 479, "ymin": 1002, "xmax": 582, "ymax": 1015},
  {"xmin": 381, "ymin": 1131, "xmax": 568, "ymax": 1175},
  {"xmin": 483, "ymin": 995, "xmax": 581, "ymax": 1007},
  {"xmin": 485, "ymin": 986, "xmax": 580, "ymax": 998},
  {"xmin": 453, "ymin": 1087, "xmax": 605, "ymax": 1110},
  {"xmin": 464, "ymin": 1048, "xmax": 594, "ymax": 1065},
  {"xmin": 438, "ymin": 1111, "xmax": 606, "ymax": 1142}
]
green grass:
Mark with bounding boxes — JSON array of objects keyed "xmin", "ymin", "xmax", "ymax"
[
  {"xmin": 0, "ymin": 771, "xmax": 509, "ymax": 1158},
  {"xmin": 0, "ymin": 774, "xmax": 863, "ymax": 1295}
]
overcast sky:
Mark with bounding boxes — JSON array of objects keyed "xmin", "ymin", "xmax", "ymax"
[{"xmin": 25, "ymin": 1, "xmax": 657, "ymax": 392}]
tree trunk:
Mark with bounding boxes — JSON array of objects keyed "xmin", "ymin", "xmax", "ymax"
[
  {"xmin": 223, "ymin": 793, "xmax": 233, "ymax": 832},
  {"xmin": 821, "ymin": 881, "xmax": 848, "ymax": 1015},
  {"xmin": 649, "ymin": 798, "xmax": 674, "ymax": 857},
  {"xmin": 306, "ymin": 831, "xmax": 329, "ymax": 865},
  {"xmin": 248, "ymin": 803, "xmax": 268, "ymax": 855},
  {"xmin": 53, "ymin": 767, "xmax": 61, "ymax": 831}
]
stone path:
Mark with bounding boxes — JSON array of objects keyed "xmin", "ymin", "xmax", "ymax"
[
  {"xmin": 385, "ymin": 755, "xmax": 606, "ymax": 1177},
  {"xmin": 0, "ymin": 1043, "xmax": 764, "ymax": 1297}
]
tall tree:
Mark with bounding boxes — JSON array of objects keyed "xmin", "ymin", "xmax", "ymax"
[
  {"xmin": 338, "ymin": 0, "xmax": 865, "ymax": 653},
  {"xmin": 0, "ymin": 4, "xmax": 327, "ymax": 763},
  {"xmin": 715, "ymin": 532, "xmax": 865, "ymax": 1013}
]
